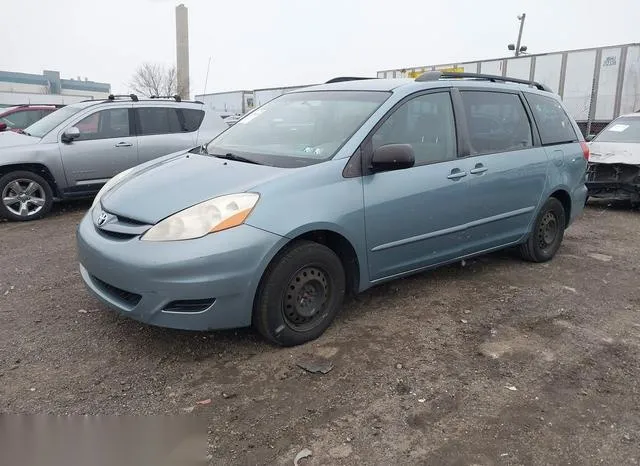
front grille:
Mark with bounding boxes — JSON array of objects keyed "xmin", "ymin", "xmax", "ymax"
[
  {"xmin": 91, "ymin": 276, "xmax": 142, "ymax": 307},
  {"xmin": 97, "ymin": 229, "xmax": 137, "ymax": 240},
  {"xmin": 163, "ymin": 299, "xmax": 215, "ymax": 313}
]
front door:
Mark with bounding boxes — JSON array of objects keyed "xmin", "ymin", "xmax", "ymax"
[
  {"xmin": 456, "ymin": 90, "xmax": 548, "ymax": 253},
  {"xmin": 363, "ymin": 91, "xmax": 471, "ymax": 281},
  {"xmin": 59, "ymin": 106, "xmax": 137, "ymax": 193}
]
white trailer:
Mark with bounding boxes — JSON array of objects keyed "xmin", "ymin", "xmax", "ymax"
[
  {"xmin": 377, "ymin": 43, "xmax": 640, "ymax": 135},
  {"xmin": 195, "ymin": 90, "xmax": 255, "ymax": 116},
  {"xmin": 253, "ymin": 85, "xmax": 309, "ymax": 108}
]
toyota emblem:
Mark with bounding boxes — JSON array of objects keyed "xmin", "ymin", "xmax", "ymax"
[{"xmin": 97, "ymin": 212, "xmax": 108, "ymax": 226}]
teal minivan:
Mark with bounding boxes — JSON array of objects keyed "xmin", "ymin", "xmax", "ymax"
[{"xmin": 78, "ymin": 72, "xmax": 588, "ymax": 346}]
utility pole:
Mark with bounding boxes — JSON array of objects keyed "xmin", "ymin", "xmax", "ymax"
[
  {"xmin": 508, "ymin": 13, "xmax": 528, "ymax": 57},
  {"xmin": 515, "ymin": 13, "xmax": 526, "ymax": 57},
  {"xmin": 175, "ymin": 4, "xmax": 190, "ymax": 99}
]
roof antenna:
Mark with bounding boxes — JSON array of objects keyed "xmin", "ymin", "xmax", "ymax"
[{"xmin": 195, "ymin": 56, "xmax": 212, "ymax": 153}]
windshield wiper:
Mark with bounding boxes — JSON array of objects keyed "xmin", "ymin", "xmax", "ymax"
[{"xmin": 212, "ymin": 152, "xmax": 263, "ymax": 165}]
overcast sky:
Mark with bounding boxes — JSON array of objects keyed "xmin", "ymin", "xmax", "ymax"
[{"xmin": 1, "ymin": 0, "xmax": 638, "ymax": 96}]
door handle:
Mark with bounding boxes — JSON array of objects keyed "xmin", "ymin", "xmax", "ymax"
[
  {"xmin": 447, "ymin": 169, "xmax": 467, "ymax": 180},
  {"xmin": 470, "ymin": 164, "xmax": 488, "ymax": 175},
  {"xmin": 115, "ymin": 142, "xmax": 133, "ymax": 147}
]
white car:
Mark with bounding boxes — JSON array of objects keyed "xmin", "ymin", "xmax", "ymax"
[{"xmin": 586, "ymin": 112, "xmax": 640, "ymax": 206}]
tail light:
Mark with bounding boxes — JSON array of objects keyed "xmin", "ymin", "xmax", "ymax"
[{"xmin": 580, "ymin": 141, "xmax": 590, "ymax": 161}]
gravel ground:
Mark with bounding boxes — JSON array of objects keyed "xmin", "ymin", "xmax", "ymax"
[{"xmin": 1, "ymin": 200, "xmax": 640, "ymax": 465}]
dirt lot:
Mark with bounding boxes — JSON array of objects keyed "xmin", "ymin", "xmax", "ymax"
[{"xmin": 1, "ymin": 201, "xmax": 640, "ymax": 465}]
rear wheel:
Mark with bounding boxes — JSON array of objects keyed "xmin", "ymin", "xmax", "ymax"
[
  {"xmin": 0, "ymin": 171, "xmax": 53, "ymax": 221},
  {"xmin": 253, "ymin": 241, "xmax": 346, "ymax": 346},
  {"xmin": 519, "ymin": 197, "xmax": 566, "ymax": 262}
]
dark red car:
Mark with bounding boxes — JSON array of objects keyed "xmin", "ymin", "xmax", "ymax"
[{"xmin": 0, "ymin": 105, "xmax": 62, "ymax": 132}]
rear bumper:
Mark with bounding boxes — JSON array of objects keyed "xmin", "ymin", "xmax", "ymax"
[{"xmin": 77, "ymin": 212, "xmax": 286, "ymax": 330}]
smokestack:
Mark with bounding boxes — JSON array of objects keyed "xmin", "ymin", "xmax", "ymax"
[{"xmin": 175, "ymin": 4, "xmax": 190, "ymax": 99}]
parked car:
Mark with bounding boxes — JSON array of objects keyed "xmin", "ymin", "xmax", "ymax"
[
  {"xmin": 0, "ymin": 95, "xmax": 227, "ymax": 221},
  {"xmin": 586, "ymin": 112, "xmax": 640, "ymax": 206},
  {"xmin": 0, "ymin": 105, "xmax": 61, "ymax": 132},
  {"xmin": 77, "ymin": 73, "xmax": 588, "ymax": 346}
]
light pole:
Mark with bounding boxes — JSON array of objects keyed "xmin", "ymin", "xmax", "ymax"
[{"xmin": 507, "ymin": 13, "xmax": 528, "ymax": 57}]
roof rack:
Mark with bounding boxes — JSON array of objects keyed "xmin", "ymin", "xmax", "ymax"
[
  {"xmin": 325, "ymin": 77, "xmax": 374, "ymax": 84},
  {"xmin": 107, "ymin": 93, "xmax": 139, "ymax": 102},
  {"xmin": 150, "ymin": 95, "xmax": 182, "ymax": 102},
  {"xmin": 415, "ymin": 71, "xmax": 551, "ymax": 92},
  {"xmin": 9, "ymin": 104, "xmax": 66, "ymax": 108}
]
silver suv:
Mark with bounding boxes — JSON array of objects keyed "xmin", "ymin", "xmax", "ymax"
[{"xmin": 0, "ymin": 94, "xmax": 227, "ymax": 221}]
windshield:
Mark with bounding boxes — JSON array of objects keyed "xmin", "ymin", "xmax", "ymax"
[
  {"xmin": 23, "ymin": 106, "xmax": 83, "ymax": 138},
  {"xmin": 594, "ymin": 117, "xmax": 640, "ymax": 143},
  {"xmin": 206, "ymin": 91, "xmax": 389, "ymax": 167}
]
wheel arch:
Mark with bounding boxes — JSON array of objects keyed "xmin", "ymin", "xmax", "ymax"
[
  {"xmin": 549, "ymin": 188, "xmax": 571, "ymax": 228},
  {"xmin": 252, "ymin": 223, "xmax": 367, "ymax": 306},
  {"xmin": 0, "ymin": 163, "xmax": 60, "ymax": 197}
]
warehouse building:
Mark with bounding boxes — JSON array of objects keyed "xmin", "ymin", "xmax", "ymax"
[{"xmin": 0, "ymin": 69, "xmax": 111, "ymax": 106}]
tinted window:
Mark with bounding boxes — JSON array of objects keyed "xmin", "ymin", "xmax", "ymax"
[
  {"xmin": 372, "ymin": 92, "xmax": 457, "ymax": 165},
  {"xmin": 461, "ymin": 91, "xmax": 533, "ymax": 155},
  {"xmin": 1, "ymin": 109, "xmax": 41, "ymax": 129},
  {"xmin": 137, "ymin": 107, "xmax": 182, "ymax": 135},
  {"xmin": 593, "ymin": 117, "xmax": 640, "ymax": 143},
  {"xmin": 75, "ymin": 109, "xmax": 130, "ymax": 141},
  {"xmin": 180, "ymin": 109, "xmax": 205, "ymax": 132},
  {"xmin": 525, "ymin": 93, "xmax": 578, "ymax": 145}
]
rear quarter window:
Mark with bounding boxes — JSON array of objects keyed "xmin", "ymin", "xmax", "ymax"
[
  {"xmin": 180, "ymin": 109, "xmax": 205, "ymax": 132},
  {"xmin": 525, "ymin": 93, "xmax": 578, "ymax": 145},
  {"xmin": 137, "ymin": 107, "xmax": 182, "ymax": 135}
]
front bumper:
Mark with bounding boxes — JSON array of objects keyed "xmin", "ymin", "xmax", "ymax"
[
  {"xmin": 586, "ymin": 163, "xmax": 640, "ymax": 202},
  {"xmin": 77, "ymin": 212, "xmax": 286, "ymax": 331},
  {"xmin": 586, "ymin": 181, "xmax": 640, "ymax": 201}
]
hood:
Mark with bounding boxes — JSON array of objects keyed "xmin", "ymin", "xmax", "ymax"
[
  {"xmin": 0, "ymin": 131, "xmax": 40, "ymax": 149},
  {"xmin": 101, "ymin": 153, "xmax": 289, "ymax": 224},
  {"xmin": 589, "ymin": 141, "xmax": 640, "ymax": 165}
]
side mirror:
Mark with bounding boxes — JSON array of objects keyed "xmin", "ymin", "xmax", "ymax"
[
  {"xmin": 371, "ymin": 144, "xmax": 415, "ymax": 172},
  {"xmin": 62, "ymin": 126, "xmax": 81, "ymax": 143},
  {"xmin": 585, "ymin": 134, "xmax": 596, "ymax": 142},
  {"xmin": 0, "ymin": 122, "xmax": 7, "ymax": 132}
]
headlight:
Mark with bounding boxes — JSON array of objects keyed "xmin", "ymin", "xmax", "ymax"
[
  {"xmin": 92, "ymin": 168, "xmax": 134, "ymax": 208},
  {"xmin": 141, "ymin": 193, "xmax": 259, "ymax": 242}
]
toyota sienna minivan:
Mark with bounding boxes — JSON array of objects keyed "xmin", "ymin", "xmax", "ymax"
[{"xmin": 77, "ymin": 72, "xmax": 589, "ymax": 346}]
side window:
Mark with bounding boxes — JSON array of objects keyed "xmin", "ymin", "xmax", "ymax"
[
  {"xmin": 3, "ymin": 110, "xmax": 34, "ymax": 129},
  {"xmin": 460, "ymin": 91, "xmax": 533, "ymax": 155},
  {"xmin": 75, "ymin": 109, "xmax": 130, "ymax": 141},
  {"xmin": 372, "ymin": 92, "xmax": 457, "ymax": 165},
  {"xmin": 525, "ymin": 93, "xmax": 578, "ymax": 145},
  {"xmin": 137, "ymin": 107, "xmax": 182, "ymax": 135},
  {"xmin": 180, "ymin": 109, "xmax": 205, "ymax": 132}
]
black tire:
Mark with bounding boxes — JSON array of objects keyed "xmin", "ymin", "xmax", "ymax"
[
  {"xmin": 253, "ymin": 240, "xmax": 346, "ymax": 346},
  {"xmin": 0, "ymin": 171, "xmax": 54, "ymax": 221},
  {"xmin": 519, "ymin": 197, "xmax": 566, "ymax": 263}
]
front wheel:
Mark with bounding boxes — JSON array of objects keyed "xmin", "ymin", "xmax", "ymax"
[
  {"xmin": 253, "ymin": 241, "xmax": 346, "ymax": 346},
  {"xmin": 518, "ymin": 197, "xmax": 566, "ymax": 262},
  {"xmin": 0, "ymin": 171, "xmax": 53, "ymax": 221}
]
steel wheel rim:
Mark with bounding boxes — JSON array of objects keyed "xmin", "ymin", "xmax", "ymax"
[
  {"xmin": 282, "ymin": 266, "xmax": 330, "ymax": 331},
  {"xmin": 2, "ymin": 179, "xmax": 46, "ymax": 217},
  {"xmin": 537, "ymin": 211, "xmax": 558, "ymax": 250}
]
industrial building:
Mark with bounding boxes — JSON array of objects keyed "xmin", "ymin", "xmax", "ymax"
[
  {"xmin": 0, "ymin": 69, "xmax": 111, "ymax": 106},
  {"xmin": 378, "ymin": 42, "xmax": 640, "ymax": 134},
  {"xmin": 196, "ymin": 85, "xmax": 310, "ymax": 116}
]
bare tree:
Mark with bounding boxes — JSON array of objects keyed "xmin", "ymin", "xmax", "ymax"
[{"xmin": 130, "ymin": 63, "xmax": 178, "ymax": 97}]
